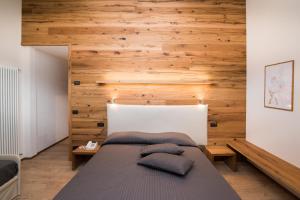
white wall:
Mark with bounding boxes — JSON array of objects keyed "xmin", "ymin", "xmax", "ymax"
[
  {"xmin": 0, "ymin": 0, "xmax": 68, "ymax": 157},
  {"xmin": 247, "ymin": 0, "xmax": 300, "ymax": 167},
  {"xmin": 32, "ymin": 49, "xmax": 68, "ymax": 153},
  {"xmin": 0, "ymin": 0, "xmax": 34, "ymax": 157}
]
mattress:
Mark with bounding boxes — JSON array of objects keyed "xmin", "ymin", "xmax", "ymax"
[
  {"xmin": 0, "ymin": 160, "xmax": 18, "ymax": 187},
  {"xmin": 55, "ymin": 144, "xmax": 240, "ymax": 200}
]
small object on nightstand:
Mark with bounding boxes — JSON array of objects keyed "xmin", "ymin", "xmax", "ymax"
[
  {"xmin": 205, "ymin": 145, "xmax": 237, "ymax": 171},
  {"xmin": 85, "ymin": 141, "xmax": 98, "ymax": 150},
  {"xmin": 72, "ymin": 143, "xmax": 100, "ymax": 170}
]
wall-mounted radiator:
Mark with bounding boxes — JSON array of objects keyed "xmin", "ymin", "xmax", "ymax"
[{"xmin": 0, "ymin": 66, "xmax": 19, "ymax": 155}]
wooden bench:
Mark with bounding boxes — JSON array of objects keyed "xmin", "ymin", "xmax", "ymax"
[{"xmin": 227, "ymin": 139, "xmax": 300, "ymax": 198}]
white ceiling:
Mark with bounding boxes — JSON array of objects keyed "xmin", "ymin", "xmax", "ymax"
[{"xmin": 33, "ymin": 46, "xmax": 68, "ymax": 60}]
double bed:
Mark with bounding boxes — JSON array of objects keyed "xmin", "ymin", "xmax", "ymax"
[{"xmin": 55, "ymin": 104, "xmax": 240, "ymax": 200}]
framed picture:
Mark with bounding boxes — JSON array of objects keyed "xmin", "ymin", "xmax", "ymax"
[{"xmin": 264, "ymin": 60, "xmax": 294, "ymax": 111}]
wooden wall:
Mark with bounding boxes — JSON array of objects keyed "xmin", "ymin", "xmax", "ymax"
[{"xmin": 22, "ymin": 0, "xmax": 246, "ymax": 147}]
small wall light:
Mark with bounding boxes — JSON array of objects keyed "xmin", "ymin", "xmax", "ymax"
[
  {"xmin": 111, "ymin": 97, "xmax": 116, "ymax": 104},
  {"xmin": 199, "ymin": 98, "xmax": 204, "ymax": 105},
  {"xmin": 109, "ymin": 97, "xmax": 118, "ymax": 109}
]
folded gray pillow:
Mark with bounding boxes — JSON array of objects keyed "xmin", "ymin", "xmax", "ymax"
[
  {"xmin": 141, "ymin": 143, "xmax": 184, "ymax": 157},
  {"xmin": 137, "ymin": 153, "xmax": 194, "ymax": 176}
]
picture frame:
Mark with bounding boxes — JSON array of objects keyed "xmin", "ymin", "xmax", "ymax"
[{"xmin": 264, "ymin": 60, "xmax": 294, "ymax": 111}]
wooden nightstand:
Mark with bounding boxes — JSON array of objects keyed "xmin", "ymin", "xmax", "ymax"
[
  {"xmin": 205, "ymin": 145, "xmax": 237, "ymax": 171},
  {"xmin": 72, "ymin": 145, "xmax": 100, "ymax": 170}
]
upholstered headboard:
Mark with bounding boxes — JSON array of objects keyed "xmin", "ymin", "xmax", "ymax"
[{"xmin": 107, "ymin": 104, "xmax": 208, "ymax": 145}]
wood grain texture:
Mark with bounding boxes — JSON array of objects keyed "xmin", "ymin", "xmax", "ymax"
[
  {"xmin": 22, "ymin": 0, "xmax": 246, "ymax": 150},
  {"xmin": 228, "ymin": 139, "xmax": 300, "ymax": 198}
]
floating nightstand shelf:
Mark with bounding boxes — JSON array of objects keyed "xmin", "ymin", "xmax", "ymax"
[{"xmin": 96, "ymin": 81, "xmax": 214, "ymax": 86}]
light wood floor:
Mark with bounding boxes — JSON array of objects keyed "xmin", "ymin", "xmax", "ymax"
[
  {"xmin": 20, "ymin": 139, "xmax": 77, "ymax": 200},
  {"xmin": 19, "ymin": 139, "xmax": 297, "ymax": 200}
]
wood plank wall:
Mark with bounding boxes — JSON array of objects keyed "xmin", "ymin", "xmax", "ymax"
[{"xmin": 22, "ymin": 0, "xmax": 246, "ymax": 148}]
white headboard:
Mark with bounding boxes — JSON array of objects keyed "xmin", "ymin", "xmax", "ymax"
[{"xmin": 107, "ymin": 104, "xmax": 208, "ymax": 145}]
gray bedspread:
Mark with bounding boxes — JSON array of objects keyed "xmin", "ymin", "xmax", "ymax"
[
  {"xmin": 0, "ymin": 160, "xmax": 18, "ymax": 186},
  {"xmin": 55, "ymin": 144, "xmax": 240, "ymax": 200}
]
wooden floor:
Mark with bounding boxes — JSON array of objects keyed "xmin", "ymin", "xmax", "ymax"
[
  {"xmin": 19, "ymin": 139, "xmax": 297, "ymax": 200},
  {"xmin": 20, "ymin": 139, "xmax": 77, "ymax": 200}
]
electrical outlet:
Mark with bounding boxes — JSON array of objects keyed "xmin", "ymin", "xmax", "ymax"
[
  {"xmin": 97, "ymin": 122, "xmax": 105, "ymax": 127},
  {"xmin": 72, "ymin": 110, "xmax": 79, "ymax": 115},
  {"xmin": 210, "ymin": 120, "xmax": 218, "ymax": 128}
]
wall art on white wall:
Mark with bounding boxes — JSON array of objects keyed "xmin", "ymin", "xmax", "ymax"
[{"xmin": 264, "ymin": 60, "xmax": 294, "ymax": 111}]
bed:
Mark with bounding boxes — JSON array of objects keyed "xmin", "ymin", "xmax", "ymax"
[
  {"xmin": 0, "ymin": 155, "xmax": 20, "ymax": 200},
  {"xmin": 54, "ymin": 104, "xmax": 240, "ymax": 200}
]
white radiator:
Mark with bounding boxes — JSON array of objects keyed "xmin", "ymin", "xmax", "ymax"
[{"xmin": 0, "ymin": 66, "xmax": 19, "ymax": 155}]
